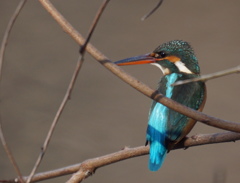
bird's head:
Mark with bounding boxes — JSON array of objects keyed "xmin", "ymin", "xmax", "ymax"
[{"xmin": 115, "ymin": 40, "xmax": 200, "ymax": 75}]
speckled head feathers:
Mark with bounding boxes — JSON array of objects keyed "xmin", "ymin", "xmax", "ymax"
[{"xmin": 153, "ymin": 40, "xmax": 200, "ymax": 74}]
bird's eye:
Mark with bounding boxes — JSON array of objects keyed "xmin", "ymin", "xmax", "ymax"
[
  {"xmin": 153, "ymin": 51, "xmax": 167, "ymax": 58},
  {"xmin": 159, "ymin": 51, "xmax": 167, "ymax": 58}
]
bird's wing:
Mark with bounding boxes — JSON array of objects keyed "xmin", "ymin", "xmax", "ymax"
[{"xmin": 166, "ymin": 80, "xmax": 206, "ymax": 144}]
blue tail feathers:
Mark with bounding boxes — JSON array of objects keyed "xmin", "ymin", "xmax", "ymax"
[
  {"xmin": 146, "ymin": 74, "xmax": 178, "ymax": 171},
  {"xmin": 149, "ymin": 141, "xmax": 167, "ymax": 171},
  {"xmin": 146, "ymin": 100, "xmax": 168, "ymax": 171},
  {"xmin": 147, "ymin": 125, "xmax": 167, "ymax": 171}
]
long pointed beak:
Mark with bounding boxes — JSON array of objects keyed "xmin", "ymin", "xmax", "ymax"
[{"xmin": 115, "ymin": 53, "xmax": 157, "ymax": 66}]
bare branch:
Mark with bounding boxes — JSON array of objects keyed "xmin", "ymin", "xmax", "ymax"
[
  {"xmin": 38, "ymin": 0, "xmax": 240, "ymax": 133},
  {"xmin": 0, "ymin": 0, "xmax": 27, "ymax": 182},
  {"xmin": 27, "ymin": 1, "xmax": 110, "ymax": 183},
  {"xmin": 0, "ymin": 0, "xmax": 27, "ymax": 79},
  {"xmin": 174, "ymin": 131, "xmax": 240, "ymax": 149},
  {"xmin": 141, "ymin": 0, "xmax": 164, "ymax": 21},
  {"xmin": 6, "ymin": 132, "xmax": 240, "ymax": 183},
  {"xmin": 26, "ymin": 56, "xmax": 85, "ymax": 183},
  {"xmin": 68, "ymin": 1, "xmax": 111, "ymax": 182},
  {"xmin": 173, "ymin": 65, "xmax": 240, "ymax": 86},
  {"xmin": 79, "ymin": 0, "xmax": 110, "ymax": 55}
]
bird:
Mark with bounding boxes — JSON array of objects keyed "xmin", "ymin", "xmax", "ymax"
[{"xmin": 115, "ymin": 40, "xmax": 207, "ymax": 171}]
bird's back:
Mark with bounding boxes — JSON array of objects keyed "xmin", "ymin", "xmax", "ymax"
[{"xmin": 147, "ymin": 73, "xmax": 206, "ymax": 171}]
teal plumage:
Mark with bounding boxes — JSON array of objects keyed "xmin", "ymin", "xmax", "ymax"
[
  {"xmin": 146, "ymin": 73, "xmax": 178, "ymax": 170},
  {"xmin": 147, "ymin": 73, "xmax": 205, "ymax": 171},
  {"xmin": 115, "ymin": 40, "xmax": 207, "ymax": 171}
]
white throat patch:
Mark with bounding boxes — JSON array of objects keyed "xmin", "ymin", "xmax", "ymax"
[
  {"xmin": 150, "ymin": 63, "xmax": 170, "ymax": 75},
  {"xmin": 150, "ymin": 61, "xmax": 193, "ymax": 75},
  {"xmin": 174, "ymin": 61, "xmax": 193, "ymax": 74}
]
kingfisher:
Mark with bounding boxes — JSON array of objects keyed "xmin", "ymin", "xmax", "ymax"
[{"xmin": 115, "ymin": 40, "xmax": 207, "ymax": 171}]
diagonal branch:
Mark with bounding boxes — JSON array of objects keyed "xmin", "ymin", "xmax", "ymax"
[
  {"xmin": 4, "ymin": 132, "xmax": 240, "ymax": 183},
  {"xmin": 173, "ymin": 65, "xmax": 240, "ymax": 86},
  {"xmin": 26, "ymin": 52, "xmax": 85, "ymax": 183},
  {"xmin": 67, "ymin": 0, "xmax": 111, "ymax": 182},
  {"xmin": 0, "ymin": 1, "xmax": 28, "ymax": 182},
  {"xmin": 141, "ymin": 0, "xmax": 164, "ymax": 21},
  {"xmin": 26, "ymin": 1, "xmax": 110, "ymax": 183},
  {"xmin": 79, "ymin": 0, "xmax": 110, "ymax": 55},
  {"xmin": 0, "ymin": 0, "xmax": 27, "ymax": 79},
  {"xmin": 38, "ymin": 0, "xmax": 240, "ymax": 133}
]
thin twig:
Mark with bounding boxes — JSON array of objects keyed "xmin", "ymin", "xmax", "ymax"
[
  {"xmin": 68, "ymin": 1, "xmax": 111, "ymax": 182},
  {"xmin": 141, "ymin": 0, "xmax": 164, "ymax": 21},
  {"xmin": 79, "ymin": 0, "xmax": 110, "ymax": 55},
  {"xmin": 5, "ymin": 131, "xmax": 240, "ymax": 183},
  {"xmin": 0, "ymin": 118, "xmax": 24, "ymax": 183},
  {"xmin": 26, "ymin": 1, "xmax": 110, "ymax": 183},
  {"xmin": 0, "ymin": 0, "xmax": 27, "ymax": 182},
  {"xmin": 0, "ymin": 0, "xmax": 27, "ymax": 79},
  {"xmin": 26, "ymin": 55, "xmax": 84, "ymax": 183},
  {"xmin": 39, "ymin": 0, "xmax": 240, "ymax": 133},
  {"xmin": 173, "ymin": 65, "xmax": 240, "ymax": 86}
]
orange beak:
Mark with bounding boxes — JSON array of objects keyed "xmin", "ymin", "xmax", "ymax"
[{"xmin": 115, "ymin": 53, "xmax": 158, "ymax": 66}]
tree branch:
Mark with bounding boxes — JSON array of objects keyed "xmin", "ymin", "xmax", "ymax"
[
  {"xmin": 0, "ymin": 1, "xmax": 27, "ymax": 182},
  {"xmin": 26, "ymin": 1, "xmax": 110, "ymax": 183},
  {"xmin": 67, "ymin": 1, "xmax": 111, "ymax": 182},
  {"xmin": 38, "ymin": 0, "xmax": 240, "ymax": 133},
  {"xmin": 173, "ymin": 65, "xmax": 240, "ymax": 86},
  {"xmin": 141, "ymin": 0, "xmax": 164, "ymax": 21},
  {"xmin": 5, "ymin": 132, "xmax": 240, "ymax": 183},
  {"xmin": 26, "ymin": 52, "xmax": 85, "ymax": 183}
]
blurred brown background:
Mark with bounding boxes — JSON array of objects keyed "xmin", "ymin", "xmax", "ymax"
[{"xmin": 0, "ymin": 0, "xmax": 239, "ymax": 182}]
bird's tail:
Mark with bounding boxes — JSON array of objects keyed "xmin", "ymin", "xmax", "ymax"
[
  {"xmin": 148, "ymin": 140, "xmax": 167, "ymax": 171},
  {"xmin": 147, "ymin": 101, "xmax": 169, "ymax": 171}
]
